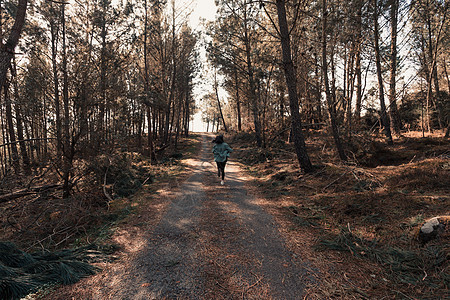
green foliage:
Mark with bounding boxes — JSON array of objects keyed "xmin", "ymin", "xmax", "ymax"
[{"xmin": 0, "ymin": 242, "xmax": 101, "ymax": 300}]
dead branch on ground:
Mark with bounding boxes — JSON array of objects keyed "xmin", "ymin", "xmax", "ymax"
[{"xmin": 0, "ymin": 184, "xmax": 62, "ymax": 203}]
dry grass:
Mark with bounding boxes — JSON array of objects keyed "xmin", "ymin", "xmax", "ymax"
[
  {"xmin": 0, "ymin": 134, "xmax": 202, "ymax": 253},
  {"xmin": 232, "ymin": 131, "xmax": 449, "ymax": 299}
]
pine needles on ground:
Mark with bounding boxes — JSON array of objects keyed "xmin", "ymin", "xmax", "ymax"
[
  {"xmin": 0, "ymin": 242, "xmax": 101, "ymax": 300},
  {"xmin": 317, "ymin": 229, "xmax": 449, "ymax": 289}
]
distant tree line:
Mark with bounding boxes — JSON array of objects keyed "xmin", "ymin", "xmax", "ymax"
[
  {"xmin": 0, "ymin": 0, "xmax": 199, "ymax": 196},
  {"xmin": 205, "ymin": 0, "xmax": 449, "ymax": 172}
]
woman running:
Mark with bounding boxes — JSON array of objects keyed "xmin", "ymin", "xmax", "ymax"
[{"xmin": 212, "ymin": 135, "xmax": 233, "ymax": 185}]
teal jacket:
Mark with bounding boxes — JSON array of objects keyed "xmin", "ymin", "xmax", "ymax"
[{"xmin": 213, "ymin": 142, "xmax": 233, "ymax": 162}]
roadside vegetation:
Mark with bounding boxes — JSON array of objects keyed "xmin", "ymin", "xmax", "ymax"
[
  {"xmin": 231, "ymin": 130, "xmax": 449, "ymax": 299},
  {"xmin": 0, "ymin": 135, "xmax": 202, "ymax": 299}
]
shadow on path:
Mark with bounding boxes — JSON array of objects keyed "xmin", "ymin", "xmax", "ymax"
[{"xmin": 113, "ymin": 133, "xmax": 308, "ymax": 299}]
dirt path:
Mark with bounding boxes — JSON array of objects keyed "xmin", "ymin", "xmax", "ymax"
[{"xmin": 52, "ymin": 134, "xmax": 309, "ymax": 299}]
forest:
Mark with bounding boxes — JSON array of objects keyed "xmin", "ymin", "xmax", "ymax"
[{"xmin": 0, "ymin": 0, "xmax": 448, "ymax": 299}]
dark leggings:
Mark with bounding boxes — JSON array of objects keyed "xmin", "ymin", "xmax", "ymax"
[{"xmin": 216, "ymin": 161, "xmax": 227, "ymax": 180}]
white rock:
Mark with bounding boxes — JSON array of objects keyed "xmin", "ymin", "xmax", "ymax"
[{"xmin": 420, "ymin": 217, "xmax": 440, "ymax": 234}]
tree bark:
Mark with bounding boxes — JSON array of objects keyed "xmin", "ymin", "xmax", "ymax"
[
  {"xmin": 275, "ymin": 0, "xmax": 313, "ymax": 173},
  {"xmin": 184, "ymin": 92, "xmax": 190, "ymax": 137},
  {"xmin": 234, "ymin": 66, "xmax": 242, "ymax": 131},
  {"xmin": 373, "ymin": 0, "xmax": 393, "ymax": 145},
  {"xmin": 147, "ymin": 107, "xmax": 155, "ymax": 160},
  {"xmin": 355, "ymin": 0, "xmax": 363, "ymax": 121},
  {"xmin": 321, "ymin": 0, "xmax": 347, "ymax": 161},
  {"xmin": 0, "ymin": 184, "xmax": 62, "ymax": 204},
  {"xmin": 4, "ymin": 81, "xmax": 19, "ymax": 172},
  {"xmin": 345, "ymin": 49, "xmax": 355, "ymax": 137},
  {"xmin": 61, "ymin": 3, "xmax": 72, "ymax": 198},
  {"xmin": 214, "ymin": 70, "xmax": 228, "ymax": 132},
  {"xmin": 443, "ymin": 58, "xmax": 450, "ymax": 95},
  {"xmin": 143, "ymin": 0, "xmax": 155, "ymax": 161},
  {"xmin": 50, "ymin": 8, "xmax": 62, "ymax": 157},
  {"xmin": 427, "ymin": 8, "xmax": 440, "ymax": 100},
  {"xmin": 11, "ymin": 61, "xmax": 30, "ymax": 174},
  {"xmin": 243, "ymin": 1, "xmax": 262, "ymax": 147},
  {"xmin": 388, "ymin": 0, "xmax": 402, "ymax": 133},
  {"xmin": 164, "ymin": 0, "xmax": 177, "ymax": 144},
  {"xmin": 97, "ymin": 0, "xmax": 108, "ymax": 147},
  {"xmin": 0, "ymin": 0, "xmax": 28, "ymax": 89}
]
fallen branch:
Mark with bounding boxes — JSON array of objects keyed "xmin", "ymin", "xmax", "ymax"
[
  {"xmin": 321, "ymin": 171, "xmax": 349, "ymax": 192},
  {"xmin": 0, "ymin": 184, "xmax": 62, "ymax": 203},
  {"xmin": 26, "ymin": 165, "xmax": 54, "ymax": 189},
  {"xmin": 142, "ymin": 176, "xmax": 152, "ymax": 185}
]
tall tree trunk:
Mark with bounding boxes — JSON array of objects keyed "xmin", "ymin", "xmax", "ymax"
[
  {"xmin": 427, "ymin": 8, "xmax": 440, "ymax": 100},
  {"xmin": 278, "ymin": 83, "xmax": 285, "ymax": 127},
  {"xmin": 184, "ymin": 92, "xmax": 190, "ymax": 136},
  {"xmin": 343, "ymin": 48, "xmax": 347, "ymax": 109},
  {"xmin": 321, "ymin": 0, "xmax": 347, "ymax": 161},
  {"xmin": 174, "ymin": 91, "xmax": 183, "ymax": 150},
  {"xmin": 169, "ymin": 100, "xmax": 176, "ymax": 142},
  {"xmin": 443, "ymin": 57, "xmax": 450, "ymax": 137},
  {"xmin": 24, "ymin": 118, "xmax": 33, "ymax": 165},
  {"xmin": 143, "ymin": 0, "xmax": 155, "ymax": 161},
  {"xmin": 1, "ymin": 105, "xmax": 9, "ymax": 175},
  {"xmin": 330, "ymin": 47, "xmax": 337, "ymax": 108},
  {"xmin": 164, "ymin": 1, "xmax": 177, "ymax": 144},
  {"xmin": 355, "ymin": 0, "xmax": 363, "ymax": 120},
  {"xmin": 43, "ymin": 96, "xmax": 48, "ymax": 158},
  {"xmin": 234, "ymin": 66, "xmax": 242, "ymax": 131},
  {"xmin": 50, "ymin": 9, "xmax": 62, "ymax": 157},
  {"xmin": 373, "ymin": 0, "xmax": 393, "ymax": 145},
  {"xmin": 153, "ymin": 109, "xmax": 157, "ymax": 139},
  {"xmin": 389, "ymin": 0, "xmax": 402, "ymax": 133},
  {"xmin": 316, "ymin": 64, "xmax": 322, "ymax": 122},
  {"xmin": 443, "ymin": 57, "xmax": 450, "ymax": 95},
  {"xmin": 345, "ymin": 49, "xmax": 355, "ymax": 137},
  {"xmin": 4, "ymin": 82, "xmax": 19, "ymax": 172},
  {"xmin": 61, "ymin": 3, "xmax": 71, "ymax": 198},
  {"xmin": 0, "ymin": 0, "xmax": 28, "ymax": 89},
  {"xmin": 275, "ymin": 0, "xmax": 313, "ymax": 173},
  {"xmin": 427, "ymin": 3, "xmax": 447, "ymax": 130},
  {"xmin": 98, "ymin": 1, "xmax": 108, "ymax": 147},
  {"xmin": 11, "ymin": 61, "xmax": 30, "ymax": 174},
  {"xmin": 137, "ymin": 108, "xmax": 143, "ymax": 147},
  {"xmin": 421, "ymin": 37, "xmax": 432, "ymax": 132},
  {"xmin": 214, "ymin": 70, "xmax": 228, "ymax": 132},
  {"xmin": 147, "ymin": 107, "xmax": 155, "ymax": 160},
  {"xmin": 243, "ymin": 1, "xmax": 262, "ymax": 147}
]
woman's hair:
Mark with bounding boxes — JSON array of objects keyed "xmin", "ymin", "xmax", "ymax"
[{"xmin": 213, "ymin": 135, "xmax": 224, "ymax": 144}]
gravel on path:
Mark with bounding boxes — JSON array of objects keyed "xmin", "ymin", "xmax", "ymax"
[{"xmin": 49, "ymin": 133, "xmax": 309, "ymax": 299}]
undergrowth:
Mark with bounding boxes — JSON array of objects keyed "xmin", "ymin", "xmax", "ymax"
[
  {"xmin": 0, "ymin": 134, "xmax": 203, "ymax": 299},
  {"xmin": 317, "ymin": 228, "xmax": 449, "ymax": 290},
  {"xmin": 0, "ymin": 242, "xmax": 107, "ymax": 300},
  {"xmin": 232, "ymin": 131, "xmax": 449, "ymax": 298}
]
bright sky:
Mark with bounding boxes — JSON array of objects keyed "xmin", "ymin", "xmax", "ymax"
[
  {"xmin": 188, "ymin": 0, "xmax": 217, "ymax": 132},
  {"xmin": 188, "ymin": 0, "xmax": 217, "ymax": 29}
]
